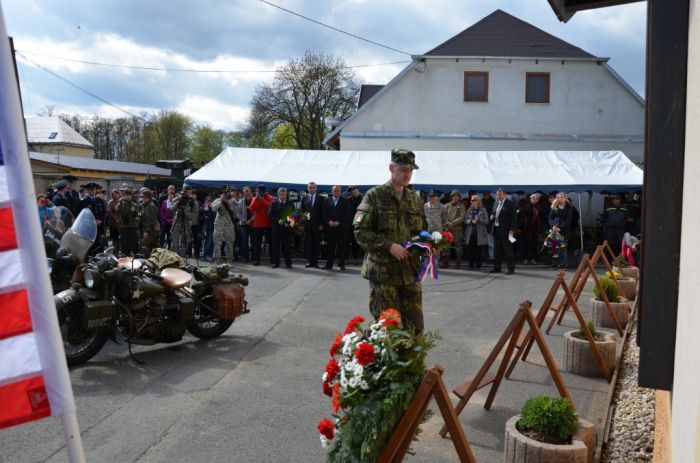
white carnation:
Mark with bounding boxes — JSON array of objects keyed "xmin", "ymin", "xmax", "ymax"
[{"xmin": 431, "ymin": 231, "xmax": 442, "ymax": 242}]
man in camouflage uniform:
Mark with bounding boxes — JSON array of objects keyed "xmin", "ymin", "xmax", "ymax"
[
  {"xmin": 211, "ymin": 188, "xmax": 237, "ymax": 264},
  {"xmin": 139, "ymin": 189, "xmax": 160, "ymax": 257},
  {"xmin": 424, "ymin": 191, "xmax": 447, "ymax": 232},
  {"xmin": 354, "ymin": 148, "xmax": 427, "ymax": 333},
  {"xmin": 171, "ymin": 186, "xmax": 197, "ymax": 258},
  {"xmin": 444, "ymin": 189, "xmax": 467, "ymax": 269}
]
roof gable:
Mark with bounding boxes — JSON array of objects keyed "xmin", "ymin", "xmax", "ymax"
[
  {"xmin": 358, "ymin": 85, "xmax": 384, "ymax": 109},
  {"xmin": 425, "ymin": 9, "xmax": 596, "ymax": 59},
  {"xmin": 26, "ymin": 117, "xmax": 94, "ymax": 148}
]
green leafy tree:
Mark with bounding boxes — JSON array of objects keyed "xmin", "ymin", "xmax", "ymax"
[
  {"xmin": 190, "ymin": 125, "xmax": 224, "ymax": 166},
  {"xmin": 249, "ymin": 50, "xmax": 360, "ymax": 149}
]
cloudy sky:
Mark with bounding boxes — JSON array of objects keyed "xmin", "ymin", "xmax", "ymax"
[{"xmin": 3, "ymin": 0, "xmax": 646, "ymax": 131}]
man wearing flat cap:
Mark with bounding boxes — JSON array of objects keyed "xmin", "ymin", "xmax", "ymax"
[
  {"xmin": 353, "ymin": 148, "xmax": 427, "ymax": 333},
  {"xmin": 63, "ymin": 175, "xmax": 82, "ymax": 217},
  {"xmin": 444, "ymin": 189, "xmax": 466, "ymax": 269},
  {"xmin": 51, "ymin": 179, "xmax": 69, "ymax": 209}
]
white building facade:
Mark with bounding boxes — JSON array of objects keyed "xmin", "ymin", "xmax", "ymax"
[{"xmin": 326, "ymin": 10, "xmax": 644, "ymax": 164}]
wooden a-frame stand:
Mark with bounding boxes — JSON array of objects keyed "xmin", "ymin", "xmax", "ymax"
[
  {"xmin": 439, "ymin": 302, "xmax": 573, "ymax": 439},
  {"xmin": 504, "ymin": 273, "xmax": 613, "ymax": 382},
  {"xmin": 545, "ymin": 250, "xmax": 624, "ymax": 336},
  {"xmin": 378, "ymin": 365, "xmax": 477, "ymax": 463}
]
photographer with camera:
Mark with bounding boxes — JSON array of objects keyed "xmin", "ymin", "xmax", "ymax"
[
  {"xmin": 249, "ymin": 184, "xmax": 273, "ymax": 266},
  {"xmin": 211, "ymin": 188, "xmax": 237, "ymax": 264},
  {"xmin": 170, "ymin": 185, "xmax": 197, "ymax": 258}
]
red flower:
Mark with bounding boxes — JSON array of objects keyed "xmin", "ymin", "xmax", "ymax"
[
  {"xmin": 379, "ymin": 308, "xmax": 402, "ymax": 324},
  {"xmin": 323, "ymin": 380, "xmax": 333, "ymax": 397},
  {"xmin": 317, "ymin": 418, "xmax": 335, "ymax": 440},
  {"xmin": 329, "ymin": 333, "xmax": 343, "ymax": 357},
  {"xmin": 384, "ymin": 319, "xmax": 399, "ymax": 329},
  {"xmin": 325, "ymin": 358, "xmax": 340, "ymax": 381},
  {"xmin": 442, "ymin": 230, "xmax": 455, "ymax": 244},
  {"xmin": 332, "ymin": 383, "xmax": 341, "ymax": 413},
  {"xmin": 344, "ymin": 316, "xmax": 365, "ymax": 335},
  {"xmin": 354, "ymin": 342, "xmax": 376, "ymax": 366}
]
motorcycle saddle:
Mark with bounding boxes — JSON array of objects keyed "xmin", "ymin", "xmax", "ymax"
[{"xmin": 160, "ymin": 268, "xmax": 192, "ymax": 289}]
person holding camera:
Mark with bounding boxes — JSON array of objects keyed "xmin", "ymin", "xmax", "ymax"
[
  {"xmin": 211, "ymin": 188, "xmax": 237, "ymax": 264},
  {"xmin": 171, "ymin": 185, "xmax": 197, "ymax": 258},
  {"xmin": 37, "ymin": 193, "xmax": 54, "ymax": 228},
  {"xmin": 249, "ymin": 184, "xmax": 274, "ymax": 266}
]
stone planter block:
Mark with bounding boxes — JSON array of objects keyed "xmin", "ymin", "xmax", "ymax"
[
  {"xmin": 563, "ymin": 331, "xmax": 617, "ymax": 378},
  {"xmin": 617, "ymin": 266, "xmax": 639, "ymax": 279},
  {"xmin": 590, "ymin": 298, "xmax": 629, "ymax": 329},
  {"xmin": 504, "ymin": 416, "xmax": 596, "ymax": 463},
  {"xmin": 616, "ymin": 277, "xmax": 637, "ymax": 301}
]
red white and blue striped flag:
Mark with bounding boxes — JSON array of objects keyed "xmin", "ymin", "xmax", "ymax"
[{"xmin": 0, "ymin": 1, "xmax": 80, "ymax": 439}]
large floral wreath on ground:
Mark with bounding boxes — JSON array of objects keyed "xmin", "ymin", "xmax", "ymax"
[{"xmin": 317, "ymin": 310, "xmax": 438, "ymax": 462}]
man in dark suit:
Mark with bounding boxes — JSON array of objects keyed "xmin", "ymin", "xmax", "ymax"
[
  {"xmin": 301, "ymin": 181, "xmax": 324, "ymax": 268},
  {"xmin": 268, "ymin": 187, "xmax": 293, "ymax": 268},
  {"xmin": 322, "ymin": 185, "xmax": 349, "ymax": 270},
  {"xmin": 489, "ymin": 188, "xmax": 518, "ymax": 274}
]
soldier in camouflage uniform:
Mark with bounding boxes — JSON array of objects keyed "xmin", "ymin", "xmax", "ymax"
[
  {"xmin": 444, "ymin": 189, "xmax": 467, "ymax": 269},
  {"xmin": 353, "ymin": 148, "xmax": 427, "ymax": 333},
  {"xmin": 424, "ymin": 191, "xmax": 447, "ymax": 232},
  {"xmin": 211, "ymin": 189, "xmax": 237, "ymax": 264},
  {"xmin": 139, "ymin": 189, "xmax": 160, "ymax": 257},
  {"xmin": 171, "ymin": 186, "xmax": 197, "ymax": 258}
]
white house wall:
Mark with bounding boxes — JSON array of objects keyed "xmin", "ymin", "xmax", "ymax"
[
  {"xmin": 341, "ymin": 58, "xmax": 644, "ymax": 162},
  {"xmin": 672, "ymin": 0, "xmax": 700, "ymax": 461}
]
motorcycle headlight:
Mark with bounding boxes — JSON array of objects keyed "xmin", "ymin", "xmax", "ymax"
[{"xmin": 84, "ymin": 269, "xmax": 98, "ymax": 289}]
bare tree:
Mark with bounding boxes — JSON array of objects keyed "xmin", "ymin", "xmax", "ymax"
[{"xmin": 249, "ymin": 51, "xmax": 360, "ymax": 149}]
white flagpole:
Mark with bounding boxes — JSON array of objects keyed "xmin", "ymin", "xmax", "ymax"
[{"xmin": 0, "ymin": 4, "xmax": 85, "ymax": 462}]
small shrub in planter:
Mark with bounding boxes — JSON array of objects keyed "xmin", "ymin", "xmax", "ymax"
[
  {"xmin": 591, "ymin": 278, "xmax": 630, "ymax": 328},
  {"xmin": 602, "ymin": 269, "xmax": 637, "ymax": 301},
  {"xmin": 614, "ymin": 254, "xmax": 640, "ymax": 279},
  {"xmin": 564, "ymin": 323, "xmax": 617, "ymax": 378},
  {"xmin": 504, "ymin": 396, "xmax": 596, "ymax": 463}
]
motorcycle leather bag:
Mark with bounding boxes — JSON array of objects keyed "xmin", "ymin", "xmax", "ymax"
[{"xmin": 212, "ymin": 283, "xmax": 245, "ymax": 320}]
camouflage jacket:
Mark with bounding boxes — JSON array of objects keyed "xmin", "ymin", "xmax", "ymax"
[
  {"xmin": 140, "ymin": 201, "xmax": 159, "ymax": 233},
  {"xmin": 116, "ymin": 199, "xmax": 139, "ymax": 229},
  {"xmin": 354, "ymin": 182, "xmax": 427, "ymax": 286},
  {"xmin": 445, "ymin": 202, "xmax": 466, "ymax": 231},
  {"xmin": 423, "ymin": 202, "xmax": 447, "ymax": 232}
]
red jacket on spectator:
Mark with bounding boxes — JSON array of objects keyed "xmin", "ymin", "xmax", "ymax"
[{"xmin": 249, "ymin": 193, "xmax": 274, "ymax": 228}]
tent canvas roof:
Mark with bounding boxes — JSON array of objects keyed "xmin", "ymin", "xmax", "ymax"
[{"xmin": 185, "ymin": 148, "xmax": 643, "ymax": 193}]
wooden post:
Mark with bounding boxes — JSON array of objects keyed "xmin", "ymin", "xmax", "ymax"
[
  {"xmin": 440, "ymin": 302, "xmax": 573, "ymax": 438},
  {"xmin": 378, "ymin": 365, "xmax": 476, "ymax": 463}
]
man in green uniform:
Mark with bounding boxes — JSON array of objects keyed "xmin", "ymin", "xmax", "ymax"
[
  {"xmin": 353, "ymin": 148, "xmax": 427, "ymax": 333},
  {"xmin": 444, "ymin": 189, "xmax": 466, "ymax": 269},
  {"xmin": 139, "ymin": 189, "xmax": 160, "ymax": 256}
]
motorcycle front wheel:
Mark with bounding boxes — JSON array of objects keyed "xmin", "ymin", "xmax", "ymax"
[
  {"xmin": 187, "ymin": 292, "xmax": 234, "ymax": 339},
  {"xmin": 58, "ymin": 302, "xmax": 109, "ymax": 366}
]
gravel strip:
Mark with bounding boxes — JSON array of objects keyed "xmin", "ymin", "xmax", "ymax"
[{"xmin": 601, "ymin": 319, "xmax": 655, "ymax": 462}]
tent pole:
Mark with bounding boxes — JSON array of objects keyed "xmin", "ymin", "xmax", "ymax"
[{"xmin": 578, "ymin": 194, "xmax": 584, "ymax": 251}]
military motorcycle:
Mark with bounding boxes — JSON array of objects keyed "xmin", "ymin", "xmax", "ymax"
[{"xmin": 54, "ymin": 209, "xmax": 249, "ymax": 366}]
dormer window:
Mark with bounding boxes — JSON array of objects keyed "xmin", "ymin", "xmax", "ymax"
[{"xmin": 463, "ymin": 71, "xmax": 489, "ymax": 102}]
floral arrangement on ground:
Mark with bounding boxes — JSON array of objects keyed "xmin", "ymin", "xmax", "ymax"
[{"xmin": 317, "ymin": 310, "xmax": 438, "ymax": 462}]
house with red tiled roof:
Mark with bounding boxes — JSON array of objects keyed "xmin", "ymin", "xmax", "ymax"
[{"xmin": 325, "ymin": 10, "xmax": 644, "ymax": 164}]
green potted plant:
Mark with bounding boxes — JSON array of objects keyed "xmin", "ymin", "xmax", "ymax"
[
  {"xmin": 591, "ymin": 277, "xmax": 630, "ymax": 328},
  {"xmin": 563, "ymin": 321, "xmax": 617, "ymax": 378},
  {"xmin": 605, "ymin": 268, "xmax": 637, "ymax": 301},
  {"xmin": 614, "ymin": 254, "xmax": 639, "ymax": 279},
  {"xmin": 504, "ymin": 396, "xmax": 595, "ymax": 463}
]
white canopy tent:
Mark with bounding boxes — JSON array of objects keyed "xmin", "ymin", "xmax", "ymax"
[{"xmin": 185, "ymin": 148, "xmax": 643, "ymax": 193}]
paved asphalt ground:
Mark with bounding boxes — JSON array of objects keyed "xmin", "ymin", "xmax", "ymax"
[{"xmin": 1, "ymin": 260, "xmax": 614, "ymax": 463}]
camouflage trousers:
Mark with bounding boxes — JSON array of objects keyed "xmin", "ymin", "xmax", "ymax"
[
  {"xmin": 448, "ymin": 228, "xmax": 464, "ymax": 257},
  {"xmin": 369, "ymin": 280, "xmax": 424, "ymax": 333},
  {"xmin": 140, "ymin": 230, "xmax": 159, "ymax": 258},
  {"xmin": 213, "ymin": 224, "xmax": 235, "ymax": 263},
  {"xmin": 170, "ymin": 222, "xmax": 191, "ymax": 258}
]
